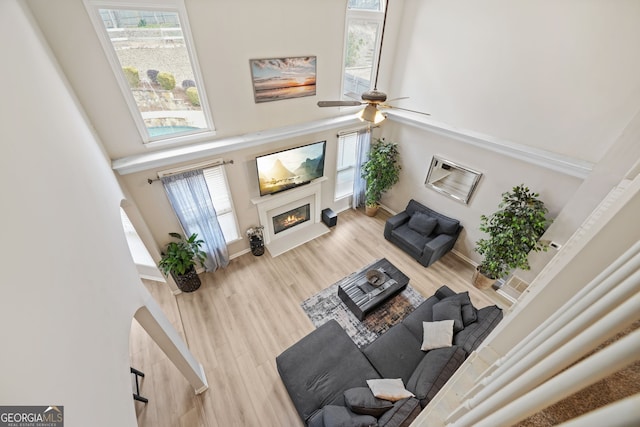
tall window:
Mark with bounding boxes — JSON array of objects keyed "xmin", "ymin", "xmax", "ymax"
[
  {"xmin": 86, "ymin": 1, "xmax": 213, "ymax": 143},
  {"xmin": 335, "ymin": 131, "xmax": 359, "ymax": 200},
  {"xmin": 342, "ymin": 0, "xmax": 384, "ymax": 100},
  {"xmin": 203, "ymin": 166, "xmax": 240, "ymax": 243}
]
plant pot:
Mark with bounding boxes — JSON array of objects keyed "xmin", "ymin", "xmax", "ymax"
[
  {"xmin": 172, "ymin": 267, "xmax": 201, "ymax": 292},
  {"xmin": 472, "ymin": 267, "xmax": 496, "ymax": 290},
  {"xmin": 250, "ymin": 236, "xmax": 265, "ymax": 256},
  {"xmin": 365, "ymin": 204, "xmax": 379, "ymax": 217}
]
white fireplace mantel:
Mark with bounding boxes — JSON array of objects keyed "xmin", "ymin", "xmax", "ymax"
[{"xmin": 251, "ymin": 177, "xmax": 329, "ymax": 256}]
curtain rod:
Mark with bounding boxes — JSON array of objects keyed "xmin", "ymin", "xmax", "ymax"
[
  {"xmin": 336, "ymin": 124, "xmax": 379, "ymax": 137},
  {"xmin": 147, "ymin": 159, "xmax": 234, "ymax": 184}
]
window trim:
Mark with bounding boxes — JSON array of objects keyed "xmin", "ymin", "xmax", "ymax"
[
  {"xmin": 203, "ymin": 165, "xmax": 242, "ymax": 244},
  {"xmin": 84, "ymin": 0, "xmax": 215, "ymax": 146},
  {"xmin": 334, "ymin": 130, "xmax": 359, "ymax": 201}
]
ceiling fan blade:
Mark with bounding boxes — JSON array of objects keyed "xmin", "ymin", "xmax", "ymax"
[
  {"xmin": 380, "ymin": 105, "xmax": 431, "ymax": 116},
  {"xmin": 317, "ymin": 100, "xmax": 364, "ymax": 107},
  {"xmin": 385, "ymin": 96, "xmax": 409, "ymax": 103}
]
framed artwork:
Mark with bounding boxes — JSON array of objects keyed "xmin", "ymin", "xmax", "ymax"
[{"xmin": 249, "ymin": 56, "xmax": 316, "ymax": 103}]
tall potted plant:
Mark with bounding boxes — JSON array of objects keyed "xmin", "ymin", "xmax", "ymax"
[
  {"xmin": 473, "ymin": 184, "xmax": 551, "ymax": 289},
  {"xmin": 361, "ymin": 138, "xmax": 401, "ymax": 216},
  {"xmin": 158, "ymin": 232, "xmax": 207, "ymax": 292}
]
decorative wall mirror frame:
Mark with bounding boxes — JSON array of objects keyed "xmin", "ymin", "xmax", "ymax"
[{"xmin": 425, "ymin": 156, "xmax": 482, "ymax": 204}]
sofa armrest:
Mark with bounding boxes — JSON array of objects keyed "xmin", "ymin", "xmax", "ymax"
[
  {"xmin": 419, "ymin": 234, "xmax": 455, "ymax": 267},
  {"xmin": 384, "ymin": 211, "xmax": 410, "ymax": 239}
]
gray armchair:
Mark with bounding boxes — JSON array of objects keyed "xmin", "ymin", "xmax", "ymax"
[{"xmin": 384, "ymin": 199, "xmax": 462, "ymax": 267}]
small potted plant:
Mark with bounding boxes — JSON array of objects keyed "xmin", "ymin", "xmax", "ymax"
[
  {"xmin": 361, "ymin": 138, "xmax": 401, "ymax": 216},
  {"xmin": 473, "ymin": 184, "xmax": 551, "ymax": 289},
  {"xmin": 158, "ymin": 232, "xmax": 207, "ymax": 292}
]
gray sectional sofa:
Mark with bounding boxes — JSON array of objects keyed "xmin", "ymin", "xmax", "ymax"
[
  {"xmin": 276, "ymin": 285, "xmax": 503, "ymax": 427},
  {"xmin": 384, "ymin": 199, "xmax": 462, "ymax": 267}
]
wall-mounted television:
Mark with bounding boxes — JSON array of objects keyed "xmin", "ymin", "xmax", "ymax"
[{"xmin": 256, "ymin": 140, "xmax": 326, "ymax": 196}]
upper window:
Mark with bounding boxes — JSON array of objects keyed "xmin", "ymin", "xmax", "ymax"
[
  {"xmin": 342, "ymin": 1, "xmax": 384, "ymax": 100},
  {"xmin": 86, "ymin": 1, "xmax": 214, "ymax": 144}
]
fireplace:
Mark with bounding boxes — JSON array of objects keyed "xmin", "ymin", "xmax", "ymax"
[
  {"xmin": 273, "ymin": 204, "xmax": 310, "ymax": 234},
  {"xmin": 251, "ymin": 177, "xmax": 330, "ymax": 257}
]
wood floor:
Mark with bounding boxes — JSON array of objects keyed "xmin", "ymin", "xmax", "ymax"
[{"xmin": 129, "ymin": 208, "xmax": 510, "ymax": 427}]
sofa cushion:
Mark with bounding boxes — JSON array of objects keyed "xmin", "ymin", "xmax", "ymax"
[
  {"xmin": 377, "ymin": 397, "xmax": 421, "ymax": 427},
  {"xmin": 454, "ymin": 305, "xmax": 503, "ymax": 353},
  {"xmin": 432, "ymin": 299, "xmax": 464, "ymax": 333},
  {"xmin": 401, "ymin": 295, "xmax": 439, "ymax": 341},
  {"xmin": 363, "ymin": 324, "xmax": 425, "ymax": 383},
  {"xmin": 421, "ymin": 320, "xmax": 454, "ymax": 351},
  {"xmin": 366, "ymin": 378, "xmax": 415, "ymax": 402},
  {"xmin": 344, "ymin": 387, "xmax": 394, "ymax": 417},
  {"xmin": 435, "ymin": 216, "xmax": 460, "ymax": 235},
  {"xmin": 440, "ymin": 292, "xmax": 477, "ymax": 326},
  {"xmin": 406, "ymin": 346, "xmax": 467, "ymax": 407},
  {"xmin": 407, "ymin": 212, "xmax": 438, "ymax": 236},
  {"xmin": 322, "ymin": 405, "xmax": 378, "ymax": 427},
  {"xmin": 276, "ymin": 320, "xmax": 381, "ymax": 423},
  {"xmin": 391, "ymin": 226, "xmax": 429, "ymax": 258}
]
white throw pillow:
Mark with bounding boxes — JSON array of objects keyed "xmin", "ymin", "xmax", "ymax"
[
  {"xmin": 421, "ymin": 320, "xmax": 454, "ymax": 351},
  {"xmin": 366, "ymin": 378, "xmax": 415, "ymax": 402}
]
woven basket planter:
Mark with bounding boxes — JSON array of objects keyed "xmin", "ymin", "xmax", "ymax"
[{"xmin": 172, "ymin": 267, "xmax": 201, "ymax": 293}]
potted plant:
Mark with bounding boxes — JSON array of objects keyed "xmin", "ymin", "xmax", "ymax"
[
  {"xmin": 361, "ymin": 138, "xmax": 401, "ymax": 216},
  {"xmin": 473, "ymin": 184, "xmax": 551, "ymax": 289},
  {"xmin": 158, "ymin": 232, "xmax": 207, "ymax": 292}
]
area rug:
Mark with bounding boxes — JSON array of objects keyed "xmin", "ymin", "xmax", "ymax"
[{"xmin": 301, "ymin": 280, "xmax": 425, "ymax": 348}]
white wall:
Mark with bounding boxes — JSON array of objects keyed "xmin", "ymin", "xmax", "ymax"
[
  {"xmin": 24, "ymin": 0, "xmax": 640, "ymax": 263},
  {"xmin": 389, "ymin": 0, "xmax": 640, "ymax": 164},
  {"xmin": 26, "ymin": 0, "xmax": 350, "ymax": 159},
  {"xmin": 378, "ymin": 120, "xmax": 583, "ymax": 262},
  {"xmin": 0, "ymin": 2, "xmax": 150, "ymax": 425},
  {"xmin": 121, "ymin": 128, "xmax": 350, "ymax": 256}
]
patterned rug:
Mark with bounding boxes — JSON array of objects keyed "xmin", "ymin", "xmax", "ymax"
[{"xmin": 301, "ymin": 280, "xmax": 425, "ymax": 348}]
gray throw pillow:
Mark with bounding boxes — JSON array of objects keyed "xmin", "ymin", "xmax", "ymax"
[
  {"xmin": 344, "ymin": 387, "xmax": 394, "ymax": 417},
  {"xmin": 408, "ymin": 212, "xmax": 438, "ymax": 236},
  {"xmin": 432, "ymin": 299, "xmax": 464, "ymax": 333},
  {"xmin": 441, "ymin": 292, "xmax": 478, "ymax": 326},
  {"xmin": 406, "ymin": 346, "xmax": 467, "ymax": 406},
  {"xmin": 322, "ymin": 405, "xmax": 378, "ymax": 427},
  {"xmin": 435, "ymin": 217, "xmax": 460, "ymax": 235}
]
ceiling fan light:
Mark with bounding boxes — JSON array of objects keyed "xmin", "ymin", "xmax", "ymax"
[
  {"xmin": 358, "ymin": 105, "xmax": 386, "ymax": 124},
  {"xmin": 373, "ymin": 109, "xmax": 387, "ymax": 124}
]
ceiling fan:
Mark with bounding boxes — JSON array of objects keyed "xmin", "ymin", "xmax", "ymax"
[{"xmin": 317, "ymin": 0, "xmax": 430, "ymax": 124}]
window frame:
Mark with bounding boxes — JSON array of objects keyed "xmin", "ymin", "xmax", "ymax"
[
  {"xmin": 341, "ymin": 4, "xmax": 385, "ymax": 102},
  {"xmin": 84, "ymin": 0, "xmax": 215, "ymax": 147},
  {"xmin": 334, "ymin": 131, "xmax": 359, "ymax": 201},
  {"xmin": 203, "ymin": 165, "xmax": 241, "ymax": 244}
]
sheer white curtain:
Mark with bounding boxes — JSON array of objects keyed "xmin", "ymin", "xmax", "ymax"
[
  {"xmin": 161, "ymin": 169, "xmax": 229, "ymax": 272},
  {"xmin": 352, "ymin": 128, "xmax": 371, "ymax": 209}
]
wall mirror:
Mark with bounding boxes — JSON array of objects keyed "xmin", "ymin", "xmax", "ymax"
[{"xmin": 425, "ymin": 156, "xmax": 482, "ymax": 204}]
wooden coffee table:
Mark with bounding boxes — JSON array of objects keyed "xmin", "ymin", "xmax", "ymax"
[{"xmin": 337, "ymin": 258, "xmax": 410, "ymax": 321}]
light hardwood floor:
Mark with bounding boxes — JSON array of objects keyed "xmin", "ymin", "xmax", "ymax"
[{"xmin": 129, "ymin": 208, "xmax": 510, "ymax": 427}]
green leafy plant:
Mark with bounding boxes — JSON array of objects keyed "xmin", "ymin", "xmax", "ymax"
[
  {"xmin": 157, "ymin": 72, "xmax": 176, "ymax": 90},
  {"xmin": 185, "ymin": 87, "xmax": 200, "ymax": 106},
  {"xmin": 158, "ymin": 232, "xmax": 206, "ymax": 276},
  {"xmin": 123, "ymin": 66, "xmax": 140, "ymax": 88},
  {"xmin": 475, "ymin": 184, "xmax": 551, "ymax": 280},
  {"xmin": 361, "ymin": 138, "xmax": 401, "ymax": 207}
]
